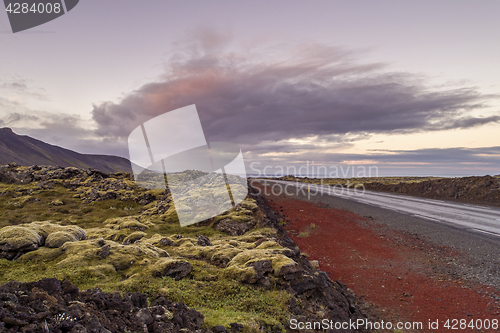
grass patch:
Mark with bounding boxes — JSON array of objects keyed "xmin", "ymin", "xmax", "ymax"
[
  {"xmin": 153, "ymin": 273, "xmax": 290, "ymax": 329},
  {"xmin": 0, "ymin": 184, "xmax": 143, "ymax": 229},
  {"xmin": 0, "ymin": 172, "xmax": 290, "ymax": 331},
  {"xmin": 0, "ymin": 256, "xmax": 290, "ymax": 330}
]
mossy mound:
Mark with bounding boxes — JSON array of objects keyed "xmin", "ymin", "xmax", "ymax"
[
  {"xmin": 225, "ymin": 249, "xmax": 299, "ymax": 283},
  {"xmin": 123, "ymin": 231, "xmax": 147, "ymax": 244},
  {"xmin": 105, "ymin": 216, "xmax": 151, "ymax": 231},
  {"xmin": 45, "ymin": 231, "xmax": 78, "ymax": 248},
  {"xmin": 86, "ymin": 217, "xmax": 156, "ymax": 243},
  {"xmin": 0, "ymin": 225, "xmax": 43, "ymax": 252},
  {"xmin": 55, "ymin": 239, "xmax": 170, "ymax": 272},
  {"xmin": 213, "ymin": 198, "xmax": 257, "ymax": 225},
  {"xmin": 0, "ymin": 221, "xmax": 86, "ymax": 259},
  {"xmin": 151, "ymin": 258, "xmax": 192, "ymax": 280},
  {"xmin": 238, "ymin": 197, "xmax": 259, "ymax": 212},
  {"xmin": 142, "ymin": 234, "xmax": 177, "ymax": 247},
  {"xmin": 50, "ymin": 199, "xmax": 64, "ymax": 206}
]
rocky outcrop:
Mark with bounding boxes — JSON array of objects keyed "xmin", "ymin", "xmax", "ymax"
[
  {"xmin": 197, "ymin": 235, "xmax": 213, "ymax": 246},
  {"xmin": 216, "ymin": 219, "xmax": 250, "ymax": 236},
  {"xmin": 365, "ymin": 175, "xmax": 500, "ymax": 207},
  {"xmin": 0, "ymin": 278, "xmax": 210, "ymax": 333},
  {"xmin": 151, "ymin": 258, "xmax": 192, "ymax": 280},
  {"xmin": 0, "ymin": 164, "xmax": 147, "ymax": 204}
]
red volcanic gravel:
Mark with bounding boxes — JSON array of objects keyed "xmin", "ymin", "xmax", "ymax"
[{"xmin": 264, "ymin": 190, "xmax": 500, "ymax": 333}]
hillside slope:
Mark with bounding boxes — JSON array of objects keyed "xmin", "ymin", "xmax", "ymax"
[{"xmin": 0, "ymin": 127, "xmax": 131, "ymax": 173}]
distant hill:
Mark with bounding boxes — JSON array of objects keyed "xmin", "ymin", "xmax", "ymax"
[{"xmin": 0, "ymin": 127, "xmax": 132, "ymax": 173}]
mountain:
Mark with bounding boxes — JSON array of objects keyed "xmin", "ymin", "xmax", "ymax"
[{"xmin": 0, "ymin": 128, "xmax": 132, "ymax": 173}]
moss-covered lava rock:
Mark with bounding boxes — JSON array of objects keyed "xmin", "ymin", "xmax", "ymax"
[{"xmin": 0, "ymin": 222, "xmax": 86, "ymax": 259}]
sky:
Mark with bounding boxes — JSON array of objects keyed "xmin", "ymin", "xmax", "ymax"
[{"xmin": 0, "ymin": 1, "xmax": 499, "ymax": 177}]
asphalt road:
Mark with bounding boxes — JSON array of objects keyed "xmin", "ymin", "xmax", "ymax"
[{"xmin": 261, "ymin": 179, "xmax": 500, "ymax": 238}]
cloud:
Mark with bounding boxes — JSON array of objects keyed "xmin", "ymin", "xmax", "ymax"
[
  {"xmin": 0, "ymin": 76, "xmax": 118, "ymax": 156},
  {"xmin": 1, "ymin": 112, "xmax": 40, "ymax": 126},
  {"xmin": 2, "ymin": 30, "xmax": 499, "ymax": 176},
  {"xmin": 249, "ymin": 146, "xmax": 500, "ymax": 177},
  {"xmin": 366, "ymin": 146, "xmax": 500, "ymax": 165},
  {"xmin": 91, "ymin": 33, "xmax": 499, "ymax": 155},
  {"xmin": 0, "ymin": 110, "xmax": 128, "ymax": 157},
  {"xmin": 2, "ymin": 81, "xmax": 28, "ymax": 90},
  {"xmin": 0, "ymin": 78, "xmax": 49, "ymax": 100}
]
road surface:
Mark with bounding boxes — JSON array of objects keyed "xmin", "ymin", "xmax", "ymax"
[{"xmin": 257, "ymin": 179, "xmax": 500, "ymax": 238}]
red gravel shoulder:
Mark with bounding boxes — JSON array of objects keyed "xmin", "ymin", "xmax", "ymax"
[{"xmin": 263, "ymin": 188, "xmax": 500, "ymax": 333}]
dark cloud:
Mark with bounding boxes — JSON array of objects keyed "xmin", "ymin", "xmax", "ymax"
[
  {"xmin": 91, "ymin": 36, "xmax": 499, "ymax": 152},
  {"xmin": 265, "ymin": 146, "xmax": 500, "ymax": 166},
  {"xmin": 2, "ymin": 112, "xmax": 40, "ymax": 125},
  {"xmin": 365, "ymin": 146, "xmax": 500, "ymax": 164},
  {"xmin": 3, "ymin": 33, "xmax": 498, "ymax": 176}
]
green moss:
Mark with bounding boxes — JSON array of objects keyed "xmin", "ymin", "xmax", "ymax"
[
  {"xmin": 19, "ymin": 247, "xmax": 64, "ymax": 262},
  {"xmin": 270, "ymin": 256, "xmax": 298, "ymax": 277},
  {"xmin": 155, "ymin": 274, "xmax": 290, "ymax": 330},
  {"xmin": 200, "ymin": 308, "xmax": 267, "ymax": 331},
  {"xmin": 141, "ymin": 234, "xmax": 175, "ymax": 248},
  {"xmin": 255, "ymin": 241, "xmax": 282, "ymax": 250},
  {"xmin": 123, "ymin": 231, "xmax": 147, "ymax": 243},
  {"xmin": 239, "ymin": 198, "xmax": 259, "ymax": 212},
  {"xmin": 0, "ymin": 183, "xmax": 143, "ymax": 229},
  {"xmin": 105, "ymin": 216, "xmax": 150, "ymax": 231},
  {"xmin": 0, "ymin": 225, "xmax": 42, "ymax": 250},
  {"xmin": 0, "ymin": 171, "xmax": 294, "ymax": 331},
  {"xmin": 214, "ymin": 211, "xmax": 252, "ymax": 224},
  {"xmin": 16, "ymin": 195, "xmax": 35, "ymax": 206},
  {"xmin": 237, "ymin": 228, "xmax": 277, "ymax": 243},
  {"xmin": 150, "ymin": 258, "xmax": 192, "ymax": 279},
  {"xmin": 29, "ymin": 222, "xmax": 86, "ymax": 239},
  {"xmin": 45, "ymin": 231, "xmax": 78, "ymax": 248},
  {"xmin": 86, "ymin": 227, "xmax": 121, "ymax": 240},
  {"xmin": 0, "ymin": 222, "xmax": 86, "ymax": 251},
  {"xmin": 228, "ymin": 240, "xmax": 255, "ymax": 250},
  {"xmin": 175, "ymin": 241, "xmax": 201, "ymax": 257},
  {"xmin": 205, "ymin": 245, "xmax": 243, "ymax": 265},
  {"xmin": 224, "ymin": 264, "xmax": 257, "ymax": 283},
  {"xmin": 226, "ymin": 249, "xmax": 298, "ymax": 278},
  {"xmin": 0, "ymin": 233, "xmax": 292, "ymax": 331},
  {"xmin": 145, "ymin": 189, "xmax": 165, "ymax": 197}
]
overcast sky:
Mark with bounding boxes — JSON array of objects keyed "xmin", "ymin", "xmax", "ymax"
[{"xmin": 1, "ymin": 1, "xmax": 499, "ymax": 176}]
